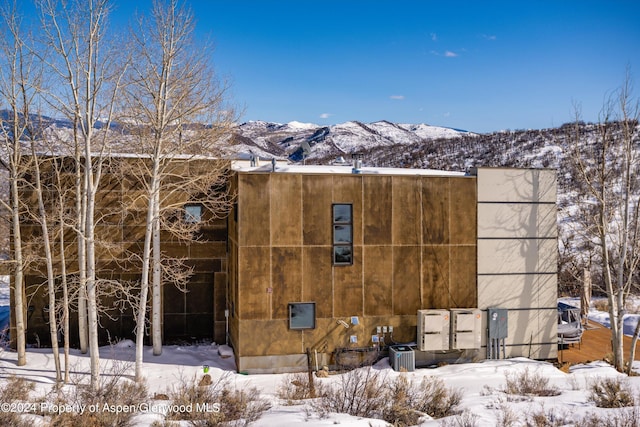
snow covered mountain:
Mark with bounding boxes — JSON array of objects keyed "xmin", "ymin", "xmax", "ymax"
[
  {"xmin": 3, "ymin": 112, "xmax": 638, "ymax": 300},
  {"xmin": 226, "ymin": 119, "xmax": 640, "ymax": 299},
  {"xmin": 228, "ymin": 120, "xmax": 475, "ymax": 162}
]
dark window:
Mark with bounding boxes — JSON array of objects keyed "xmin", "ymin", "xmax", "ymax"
[
  {"xmin": 333, "ymin": 246, "xmax": 353, "ymax": 264},
  {"xmin": 333, "ymin": 225, "xmax": 352, "ymax": 243},
  {"xmin": 184, "ymin": 204, "xmax": 203, "ymax": 223},
  {"xmin": 332, "ymin": 203, "xmax": 353, "ymax": 265},
  {"xmin": 333, "ymin": 204, "xmax": 352, "ymax": 223},
  {"xmin": 288, "ymin": 302, "xmax": 316, "ymax": 330}
]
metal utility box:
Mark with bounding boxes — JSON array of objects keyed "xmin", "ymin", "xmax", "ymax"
[
  {"xmin": 417, "ymin": 309, "xmax": 450, "ymax": 351},
  {"xmin": 389, "ymin": 345, "xmax": 415, "ymax": 372},
  {"xmin": 450, "ymin": 309, "xmax": 482, "ymax": 350},
  {"xmin": 488, "ymin": 308, "xmax": 508, "ymax": 339}
]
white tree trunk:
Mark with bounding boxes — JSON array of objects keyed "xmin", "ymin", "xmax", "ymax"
[
  {"xmin": 135, "ymin": 161, "xmax": 161, "ymax": 380},
  {"xmin": 10, "ymin": 177, "xmax": 26, "ymax": 366},
  {"xmin": 0, "ymin": 0, "xmax": 28, "ymax": 368},
  {"xmin": 85, "ymin": 181, "xmax": 100, "ymax": 391},
  {"xmin": 76, "ymin": 156, "xmax": 88, "ymax": 354},
  {"xmin": 32, "ymin": 155, "xmax": 62, "ymax": 382},
  {"xmin": 58, "ymin": 208, "xmax": 71, "ymax": 383},
  {"xmin": 84, "ymin": 127, "xmax": 101, "ymax": 390},
  {"xmin": 601, "ymin": 209, "xmax": 625, "ymax": 371},
  {"xmin": 152, "ymin": 189, "xmax": 162, "ymax": 356},
  {"xmin": 135, "ymin": 195, "xmax": 154, "ymax": 381}
]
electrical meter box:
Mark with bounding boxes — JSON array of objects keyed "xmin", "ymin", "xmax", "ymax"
[
  {"xmin": 488, "ymin": 308, "xmax": 508, "ymax": 339},
  {"xmin": 417, "ymin": 309, "xmax": 450, "ymax": 351},
  {"xmin": 450, "ymin": 309, "xmax": 482, "ymax": 349}
]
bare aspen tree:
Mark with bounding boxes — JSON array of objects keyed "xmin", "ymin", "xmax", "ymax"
[
  {"xmin": 0, "ymin": 0, "xmax": 28, "ymax": 366},
  {"xmin": 122, "ymin": 0, "xmax": 235, "ymax": 380},
  {"xmin": 0, "ymin": 21, "xmax": 65, "ymax": 379},
  {"xmin": 2, "ymin": 2, "xmax": 69, "ymax": 381},
  {"xmin": 36, "ymin": 0, "xmax": 126, "ymax": 390},
  {"xmin": 27, "ymin": 149, "xmax": 62, "ymax": 382},
  {"xmin": 54, "ymin": 167, "xmax": 71, "ymax": 383},
  {"xmin": 570, "ymin": 71, "xmax": 640, "ymax": 372}
]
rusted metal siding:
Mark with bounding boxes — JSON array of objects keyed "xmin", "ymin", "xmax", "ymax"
[{"xmin": 231, "ymin": 172, "xmax": 478, "ymax": 370}]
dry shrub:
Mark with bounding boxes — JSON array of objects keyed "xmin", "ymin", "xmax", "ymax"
[
  {"xmin": 166, "ymin": 373, "xmax": 270, "ymax": 426},
  {"xmin": 522, "ymin": 406, "xmax": 570, "ymax": 427},
  {"xmin": 313, "ymin": 367, "xmax": 386, "ymax": 419},
  {"xmin": 593, "ymin": 299, "xmax": 609, "ymax": 312},
  {"xmin": 480, "ymin": 384, "xmax": 495, "ymax": 396},
  {"xmin": 0, "ymin": 375, "xmax": 35, "ymax": 401},
  {"xmin": 218, "ymin": 386, "xmax": 270, "ymax": 426},
  {"xmin": 314, "ymin": 368, "xmax": 461, "ymax": 425},
  {"xmin": 588, "ymin": 376, "xmax": 635, "ymax": 408},
  {"xmin": 495, "ymin": 403, "xmax": 519, "ymax": 427},
  {"xmin": 382, "ymin": 375, "xmax": 422, "ymax": 426},
  {"xmin": 503, "ymin": 368, "xmax": 560, "ymax": 397},
  {"xmin": 44, "ymin": 347, "xmax": 147, "ymax": 427},
  {"xmin": 581, "ymin": 406, "xmax": 640, "ymax": 427},
  {"xmin": 603, "ymin": 352, "xmax": 616, "ymax": 365},
  {"xmin": 48, "ymin": 378, "xmax": 148, "ymax": 427},
  {"xmin": 277, "ymin": 372, "xmax": 324, "ymax": 404},
  {"xmin": 0, "ymin": 376, "xmax": 35, "ymax": 427},
  {"xmin": 415, "ymin": 376, "xmax": 462, "ymax": 419},
  {"xmin": 438, "ymin": 410, "xmax": 479, "ymax": 427}
]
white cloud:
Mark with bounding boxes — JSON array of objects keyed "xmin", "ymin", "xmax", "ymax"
[
  {"xmin": 482, "ymin": 34, "xmax": 497, "ymax": 41},
  {"xmin": 390, "ymin": 95, "xmax": 405, "ymax": 100},
  {"xmin": 430, "ymin": 50, "xmax": 459, "ymax": 58},
  {"xmin": 319, "ymin": 113, "xmax": 332, "ymax": 119}
]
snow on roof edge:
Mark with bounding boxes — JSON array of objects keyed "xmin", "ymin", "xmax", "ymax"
[{"xmin": 232, "ymin": 162, "xmax": 467, "ymax": 177}]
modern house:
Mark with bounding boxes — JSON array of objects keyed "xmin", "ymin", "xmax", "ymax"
[
  {"xmin": 227, "ymin": 164, "xmax": 557, "ymax": 372},
  {"xmin": 12, "ymin": 157, "xmax": 557, "ymax": 373},
  {"xmin": 12, "ymin": 157, "xmax": 230, "ymax": 346}
]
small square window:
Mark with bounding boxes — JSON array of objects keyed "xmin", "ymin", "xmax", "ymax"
[
  {"xmin": 289, "ymin": 302, "xmax": 316, "ymax": 330},
  {"xmin": 333, "ymin": 246, "xmax": 353, "ymax": 264},
  {"xmin": 184, "ymin": 204, "xmax": 203, "ymax": 223},
  {"xmin": 333, "ymin": 204, "xmax": 352, "ymax": 223},
  {"xmin": 333, "ymin": 225, "xmax": 352, "ymax": 243}
]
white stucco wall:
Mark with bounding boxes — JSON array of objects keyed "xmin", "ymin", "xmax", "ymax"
[{"xmin": 477, "ymin": 168, "xmax": 558, "ymax": 360}]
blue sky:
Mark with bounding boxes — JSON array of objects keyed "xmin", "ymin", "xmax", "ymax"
[{"xmin": 95, "ymin": 1, "xmax": 640, "ymax": 133}]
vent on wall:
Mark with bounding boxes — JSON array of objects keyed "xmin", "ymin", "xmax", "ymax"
[{"xmin": 417, "ymin": 309, "xmax": 450, "ymax": 351}]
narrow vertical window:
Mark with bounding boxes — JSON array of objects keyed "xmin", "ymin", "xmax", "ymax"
[{"xmin": 333, "ymin": 203, "xmax": 353, "ymax": 265}]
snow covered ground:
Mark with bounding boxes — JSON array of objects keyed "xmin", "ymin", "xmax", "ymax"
[
  {"xmin": 1, "ymin": 344, "xmax": 639, "ymax": 426},
  {"xmin": 1, "ymin": 281, "xmax": 640, "ymax": 426}
]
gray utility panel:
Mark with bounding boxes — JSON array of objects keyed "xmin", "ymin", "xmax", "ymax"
[{"xmin": 488, "ymin": 308, "xmax": 508, "ymax": 339}]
